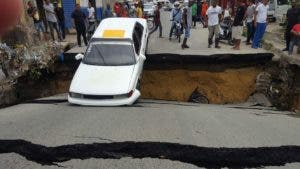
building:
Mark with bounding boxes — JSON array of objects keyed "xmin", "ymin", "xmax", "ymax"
[{"xmin": 30, "ymin": 0, "xmax": 104, "ymax": 29}]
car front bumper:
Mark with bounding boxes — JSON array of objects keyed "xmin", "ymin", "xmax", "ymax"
[{"xmin": 68, "ymin": 90, "xmax": 141, "ymax": 106}]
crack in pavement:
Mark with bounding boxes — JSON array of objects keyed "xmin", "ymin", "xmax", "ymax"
[{"xmin": 0, "ymin": 139, "xmax": 299, "ymax": 168}]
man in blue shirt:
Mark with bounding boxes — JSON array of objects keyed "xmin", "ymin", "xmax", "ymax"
[{"xmin": 169, "ymin": 2, "xmax": 182, "ymax": 40}]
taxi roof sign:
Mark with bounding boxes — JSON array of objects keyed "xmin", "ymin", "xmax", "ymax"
[{"xmin": 102, "ymin": 30, "xmax": 125, "ymax": 38}]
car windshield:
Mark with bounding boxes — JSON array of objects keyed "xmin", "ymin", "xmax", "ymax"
[
  {"xmin": 83, "ymin": 41, "xmax": 136, "ymax": 66},
  {"xmin": 277, "ymin": 0, "xmax": 289, "ymax": 5},
  {"xmin": 144, "ymin": 4, "xmax": 153, "ymax": 9}
]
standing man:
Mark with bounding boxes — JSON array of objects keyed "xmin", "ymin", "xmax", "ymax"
[
  {"xmin": 114, "ymin": 2, "xmax": 121, "ymax": 17},
  {"xmin": 169, "ymin": 1, "xmax": 182, "ymax": 40},
  {"xmin": 232, "ymin": 0, "xmax": 246, "ymax": 50},
  {"xmin": 87, "ymin": 2, "xmax": 96, "ymax": 40},
  {"xmin": 182, "ymin": 0, "xmax": 193, "ymax": 49},
  {"xmin": 150, "ymin": 3, "xmax": 163, "ymax": 38},
  {"xmin": 54, "ymin": 1, "xmax": 65, "ymax": 40},
  {"xmin": 44, "ymin": 0, "xmax": 62, "ymax": 41},
  {"xmin": 72, "ymin": 4, "xmax": 88, "ymax": 47},
  {"xmin": 206, "ymin": 0, "xmax": 222, "ymax": 48},
  {"xmin": 288, "ymin": 21, "xmax": 300, "ymax": 55},
  {"xmin": 283, "ymin": 0, "xmax": 300, "ymax": 51},
  {"xmin": 135, "ymin": 2, "xmax": 143, "ymax": 18},
  {"xmin": 192, "ymin": 1, "xmax": 198, "ymax": 28},
  {"xmin": 201, "ymin": 0, "xmax": 208, "ymax": 28},
  {"xmin": 27, "ymin": 1, "xmax": 45, "ymax": 40},
  {"xmin": 252, "ymin": 0, "xmax": 269, "ymax": 49},
  {"xmin": 245, "ymin": 0, "xmax": 256, "ymax": 45},
  {"xmin": 103, "ymin": 3, "xmax": 113, "ymax": 18}
]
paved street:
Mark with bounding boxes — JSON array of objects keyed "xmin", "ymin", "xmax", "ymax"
[
  {"xmin": 1, "ymin": 6, "xmax": 300, "ymax": 169},
  {"xmin": 66, "ymin": 11, "xmax": 269, "ymax": 57},
  {"xmin": 148, "ymin": 11, "xmax": 267, "ymax": 55},
  {"xmin": 0, "ymin": 95, "xmax": 300, "ymax": 168}
]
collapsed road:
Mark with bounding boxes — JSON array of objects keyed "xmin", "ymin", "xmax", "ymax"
[
  {"xmin": 0, "ymin": 98, "xmax": 300, "ymax": 168},
  {"xmin": 1, "ymin": 10, "xmax": 300, "ymax": 169}
]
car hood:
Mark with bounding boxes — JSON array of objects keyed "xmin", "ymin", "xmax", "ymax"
[
  {"xmin": 144, "ymin": 8, "xmax": 153, "ymax": 12},
  {"xmin": 70, "ymin": 63, "xmax": 135, "ymax": 95}
]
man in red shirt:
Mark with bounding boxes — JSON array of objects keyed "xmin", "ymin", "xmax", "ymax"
[
  {"xmin": 201, "ymin": 0, "xmax": 208, "ymax": 28},
  {"xmin": 114, "ymin": 2, "xmax": 121, "ymax": 17},
  {"xmin": 149, "ymin": 3, "xmax": 162, "ymax": 38},
  {"xmin": 289, "ymin": 23, "xmax": 300, "ymax": 55}
]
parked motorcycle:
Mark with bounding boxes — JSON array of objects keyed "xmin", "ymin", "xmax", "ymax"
[{"xmin": 219, "ymin": 17, "xmax": 234, "ymax": 46}]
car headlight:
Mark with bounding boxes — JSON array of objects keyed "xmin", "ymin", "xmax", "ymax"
[{"xmin": 69, "ymin": 92, "xmax": 82, "ymax": 98}]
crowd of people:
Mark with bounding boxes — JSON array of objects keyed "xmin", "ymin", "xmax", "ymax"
[
  {"xmin": 152, "ymin": 0, "xmax": 299, "ymax": 54},
  {"xmin": 26, "ymin": 0, "xmax": 300, "ymax": 55}
]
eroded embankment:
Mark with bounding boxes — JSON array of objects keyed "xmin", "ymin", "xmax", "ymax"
[{"xmin": 141, "ymin": 67, "xmax": 261, "ymax": 104}]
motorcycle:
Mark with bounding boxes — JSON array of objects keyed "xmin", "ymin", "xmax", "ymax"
[
  {"xmin": 170, "ymin": 20, "xmax": 182, "ymax": 43},
  {"xmin": 219, "ymin": 17, "xmax": 234, "ymax": 46}
]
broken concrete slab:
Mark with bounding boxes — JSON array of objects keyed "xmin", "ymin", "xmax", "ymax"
[
  {"xmin": 0, "ymin": 69, "xmax": 6, "ymax": 81},
  {"xmin": 247, "ymin": 93, "xmax": 272, "ymax": 107}
]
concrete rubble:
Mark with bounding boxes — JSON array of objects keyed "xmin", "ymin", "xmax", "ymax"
[{"xmin": 0, "ymin": 23, "xmax": 64, "ymax": 107}]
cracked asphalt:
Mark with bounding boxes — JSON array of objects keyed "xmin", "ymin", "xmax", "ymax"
[{"xmin": 0, "ymin": 95, "xmax": 299, "ymax": 168}]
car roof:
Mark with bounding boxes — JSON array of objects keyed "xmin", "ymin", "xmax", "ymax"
[{"xmin": 92, "ymin": 18, "xmax": 147, "ymax": 40}]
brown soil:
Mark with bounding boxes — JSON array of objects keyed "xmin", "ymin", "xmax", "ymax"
[{"xmin": 141, "ymin": 67, "xmax": 262, "ymax": 104}]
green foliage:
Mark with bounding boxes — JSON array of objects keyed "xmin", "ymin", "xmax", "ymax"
[{"xmin": 29, "ymin": 68, "xmax": 42, "ymax": 81}]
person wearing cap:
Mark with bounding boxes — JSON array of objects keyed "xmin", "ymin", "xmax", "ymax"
[
  {"xmin": 283, "ymin": 0, "xmax": 300, "ymax": 51},
  {"xmin": 44, "ymin": 0, "xmax": 62, "ymax": 41},
  {"xmin": 169, "ymin": 1, "xmax": 182, "ymax": 40},
  {"xmin": 54, "ymin": 1, "xmax": 65, "ymax": 39}
]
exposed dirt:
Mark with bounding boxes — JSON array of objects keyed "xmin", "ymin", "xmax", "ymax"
[{"xmin": 141, "ymin": 67, "xmax": 262, "ymax": 104}]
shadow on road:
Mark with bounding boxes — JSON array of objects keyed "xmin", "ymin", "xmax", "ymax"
[{"xmin": 0, "ymin": 139, "xmax": 299, "ymax": 168}]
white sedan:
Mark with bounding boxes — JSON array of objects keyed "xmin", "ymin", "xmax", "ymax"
[{"xmin": 68, "ymin": 18, "xmax": 148, "ymax": 106}]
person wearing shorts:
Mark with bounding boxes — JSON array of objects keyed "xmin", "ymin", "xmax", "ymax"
[
  {"xmin": 232, "ymin": 0, "xmax": 246, "ymax": 50},
  {"xmin": 289, "ymin": 23, "xmax": 300, "ymax": 55},
  {"xmin": 27, "ymin": 1, "xmax": 45, "ymax": 40}
]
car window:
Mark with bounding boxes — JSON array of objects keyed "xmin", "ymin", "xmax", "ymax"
[
  {"xmin": 277, "ymin": 0, "xmax": 289, "ymax": 5},
  {"xmin": 132, "ymin": 23, "xmax": 144, "ymax": 54},
  {"xmin": 83, "ymin": 41, "xmax": 136, "ymax": 66}
]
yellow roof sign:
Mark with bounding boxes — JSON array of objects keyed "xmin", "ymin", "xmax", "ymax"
[{"xmin": 102, "ymin": 30, "xmax": 125, "ymax": 38}]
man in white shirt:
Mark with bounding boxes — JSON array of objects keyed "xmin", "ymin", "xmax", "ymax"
[
  {"xmin": 44, "ymin": 0, "xmax": 62, "ymax": 41},
  {"xmin": 252, "ymin": 0, "xmax": 269, "ymax": 49},
  {"xmin": 206, "ymin": 0, "xmax": 222, "ymax": 48},
  {"xmin": 87, "ymin": 2, "xmax": 96, "ymax": 40}
]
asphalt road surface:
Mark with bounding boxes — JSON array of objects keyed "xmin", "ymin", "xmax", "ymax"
[{"xmin": 0, "ymin": 94, "xmax": 300, "ymax": 169}]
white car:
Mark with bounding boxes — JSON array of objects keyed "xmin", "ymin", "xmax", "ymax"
[
  {"xmin": 68, "ymin": 18, "xmax": 149, "ymax": 106},
  {"xmin": 144, "ymin": 3, "xmax": 156, "ymax": 16}
]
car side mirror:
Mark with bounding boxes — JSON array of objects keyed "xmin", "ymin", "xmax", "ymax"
[
  {"xmin": 75, "ymin": 53, "xmax": 84, "ymax": 60},
  {"xmin": 140, "ymin": 54, "xmax": 146, "ymax": 61}
]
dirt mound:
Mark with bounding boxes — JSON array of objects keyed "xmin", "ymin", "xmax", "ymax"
[{"xmin": 141, "ymin": 67, "xmax": 261, "ymax": 104}]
